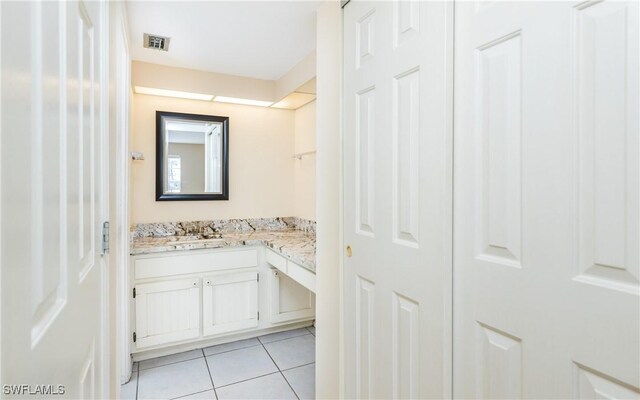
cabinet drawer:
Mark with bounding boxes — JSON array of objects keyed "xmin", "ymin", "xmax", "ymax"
[
  {"xmin": 265, "ymin": 249, "xmax": 287, "ymax": 273},
  {"xmin": 135, "ymin": 249, "xmax": 258, "ymax": 280}
]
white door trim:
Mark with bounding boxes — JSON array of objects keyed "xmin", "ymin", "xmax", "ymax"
[
  {"xmin": 99, "ymin": 1, "xmax": 110, "ymax": 397},
  {"xmin": 111, "ymin": 1, "xmax": 132, "ymax": 386}
]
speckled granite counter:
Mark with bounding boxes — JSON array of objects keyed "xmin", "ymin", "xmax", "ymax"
[{"xmin": 130, "ymin": 218, "xmax": 316, "ymax": 273}]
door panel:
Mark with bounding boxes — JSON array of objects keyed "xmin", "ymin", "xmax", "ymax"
[
  {"xmin": 135, "ymin": 279, "xmax": 200, "ymax": 348},
  {"xmin": 1, "ymin": 0, "xmax": 108, "ymax": 397},
  {"xmin": 343, "ymin": 1, "xmax": 453, "ymax": 398},
  {"xmin": 203, "ymin": 271, "xmax": 258, "ymax": 336},
  {"xmin": 454, "ymin": 1, "xmax": 639, "ymax": 398}
]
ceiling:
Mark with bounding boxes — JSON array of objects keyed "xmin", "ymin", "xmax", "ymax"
[{"xmin": 126, "ymin": 1, "xmax": 321, "ymax": 81}]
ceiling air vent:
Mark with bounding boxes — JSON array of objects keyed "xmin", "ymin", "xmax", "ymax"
[{"xmin": 143, "ymin": 33, "xmax": 170, "ymax": 51}]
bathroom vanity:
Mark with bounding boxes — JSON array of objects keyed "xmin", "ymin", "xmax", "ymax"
[{"xmin": 129, "ymin": 218, "xmax": 316, "ymax": 360}]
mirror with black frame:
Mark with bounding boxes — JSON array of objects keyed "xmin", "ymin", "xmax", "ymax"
[{"xmin": 156, "ymin": 111, "xmax": 229, "ymax": 201}]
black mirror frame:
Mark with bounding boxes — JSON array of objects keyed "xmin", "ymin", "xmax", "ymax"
[{"xmin": 156, "ymin": 111, "xmax": 230, "ymax": 201}]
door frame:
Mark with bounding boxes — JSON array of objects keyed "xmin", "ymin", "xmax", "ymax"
[
  {"xmin": 315, "ymin": 1, "xmax": 345, "ymax": 399},
  {"xmin": 109, "ymin": 1, "xmax": 132, "ymax": 387}
]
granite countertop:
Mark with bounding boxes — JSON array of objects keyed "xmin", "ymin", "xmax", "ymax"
[{"xmin": 130, "ymin": 218, "xmax": 316, "ymax": 273}]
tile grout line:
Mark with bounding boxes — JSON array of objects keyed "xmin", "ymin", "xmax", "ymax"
[
  {"xmin": 204, "ymin": 343, "xmax": 263, "ymax": 358},
  {"xmin": 133, "ymin": 329, "xmax": 314, "ymax": 399},
  {"xmin": 281, "ymin": 361, "xmax": 315, "ymax": 372},
  {"xmin": 202, "ymin": 349, "xmax": 220, "ymax": 400},
  {"xmin": 170, "ymin": 388, "xmax": 213, "ymax": 400},
  {"xmin": 259, "ymin": 339, "xmax": 300, "ymax": 400},
  {"xmin": 138, "ymin": 329, "xmax": 312, "ymax": 372},
  {"xmin": 214, "ymin": 371, "xmax": 281, "ymax": 390},
  {"xmin": 257, "ymin": 330, "xmax": 311, "ymax": 345},
  {"xmin": 135, "ymin": 364, "xmax": 140, "ymax": 400},
  {"xmin": 138, "ymin": 353, "xmax": 204, "ymax": 372}
]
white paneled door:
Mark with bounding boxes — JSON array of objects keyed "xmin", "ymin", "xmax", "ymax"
[
  {"xmin": 454, "ymin": 1, "xmax": 639, "ymax": 398},
  {"xmin": 1, "ymin": 1, "xmax": 109, "ymax": 398},
  {"xmin": 343, "ymin": 1, "xmax": 453, "ymax": 398}
]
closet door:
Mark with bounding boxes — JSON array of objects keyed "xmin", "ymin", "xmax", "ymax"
[
  {"xmin": 343, "ymin": 1, "xmax": 453, "ymax": 398},
  {"xmin": 454, "ymin": 1, "xmax": 639, "ymax": 397}
]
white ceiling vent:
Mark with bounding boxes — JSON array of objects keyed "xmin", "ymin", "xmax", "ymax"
[{"xmin": 143, "ymin": 33, "xmax": 170, "ymax": 51}]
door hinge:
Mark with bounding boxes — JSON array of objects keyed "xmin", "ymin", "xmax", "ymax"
[
  {"xmin": 133, "ymin": 332, "xmax": 136, "ymax": 343},
  {"xmin": 102, "ymin": 221, "xmax": 110, "ymax": 255},
  {"xmin": 133, "ymin": 288, "xmax": 136, "ymax": 298},
  {"xmin": 257, "ymin": 274, "xmax": 260, "ymax": 282},
  {"xmin": 257, "ymin": 312, "xmax": 260, "ymax": 320}
]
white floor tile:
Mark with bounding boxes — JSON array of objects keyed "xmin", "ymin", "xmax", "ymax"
[
  {"xmin": 283, "ymin": 363, "xmax": 315, "ymax": 400},
  {"xmin": 203, "ymin": 338, "xmax": 260, "ymax": 356},
  {"xmin": 258, "ymin": 327, "xmax": 310, "ymax": 344},
  {"xmin": 206, "ymin": 345, "xmax": 278, "ymax": 387},
  {"xmin": 137, "ymin": 358, "xmax": 213, "ymax": 400},
  {"xmin": 120, "ymin": 372, "xmax": 138, "ymax": 400},
  {"xmin": 263, "ymin": 334, "xmax": 315, "ymax": 370},
  {"xmin": 216, "ymin": 373, "xmax": 297, "ymax": 400},
  {"xmin": 175, "ymin": 389, "xmax": 217, "ymax": 399},
  {"xmin": 307, "ymin": 326, "xmax": 315, "ymax": 336},
  {"xmin": 139, "ymin": 349, "xmax": 203, "ymax": 371}
]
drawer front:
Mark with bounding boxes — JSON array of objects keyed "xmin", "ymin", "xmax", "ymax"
[
  {"xmin": 135, "ymin": 249, "xmax": 258, "ymax": 280},
  {"xmin": 265, "ymin": 248, "xmax": 287, "ymax": 273}
]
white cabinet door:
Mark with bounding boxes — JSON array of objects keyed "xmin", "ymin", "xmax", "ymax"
[
  {"xmin": 135, "ymin": 279, "xmax": 200, "ymax": 349},
  {"xmin": 203, "ymin": 271, "xmax": 259, "ymax": 337},
  {"xmin": 343, "ymin": 1, "xmax": 453, "ymax": 398},
  {"xmin": 454, "ymin": 1, "xmax": 639, "ymax": 398},
  {"xmin": 269, "ymin": 269, "xmax": 315, "ymax": 324}
]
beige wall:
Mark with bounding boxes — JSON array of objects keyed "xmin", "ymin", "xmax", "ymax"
[
  {"xmin": 133, "ymin": 51, "xmax": 315, "ymax": 104},
  {"xmin": 132, "ymin": 61, "xmax": 276, "ymax": 102},
  {"xmin": 293, "ymin": 100, "xmax": 317, "ymax": 220},
  {"xmin": 275, "ymin": 51, "xmax": 317, "ymax": 101},
  {"xmin": 131, "ymin": 94, "xmax": 295, "ymax": 223}
]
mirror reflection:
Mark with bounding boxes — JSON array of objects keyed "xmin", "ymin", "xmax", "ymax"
[{"xmin": 157, "ymin": 111, "xmax": 229, "ymax": 201}]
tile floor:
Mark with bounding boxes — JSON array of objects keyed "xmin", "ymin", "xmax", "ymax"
[{"xmin": 121, "ymin": 327, "xmax": 315, "ymax": 400}]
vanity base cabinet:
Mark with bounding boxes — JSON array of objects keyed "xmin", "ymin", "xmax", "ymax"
[
  {"xmin": 134, "ymin": 278, "xmax": 201, "ymax": 349},
  {"xmin": 203, "ymin": 271, "xmax": 259, "ymax": 337},
  {"xmin": 130, "ymin": 247, "xmax": 315, "ymax": 358},
  {"xmin": 269, "ymin": 269, "xmax": 315, "ymax": 324}
]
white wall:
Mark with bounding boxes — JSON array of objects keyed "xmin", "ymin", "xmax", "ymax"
[
  {"xmin": 130, "ymin": 94, "xmax": 295, "ymax": 223},
  {"xmin": 293, "ymin": 100, "xmax": 316, "ymax": 220},
  {"xmin": 315, "ymin": 1, "xmax": 342, "ymax": 399}
]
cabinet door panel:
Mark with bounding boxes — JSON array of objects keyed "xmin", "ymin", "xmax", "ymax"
[
  {"xmin": 135, "ymin": 278, "xmax": 200, "ymax": 349},
  {"xmin": 269, "ymin": 269, "xmax": 315, "ymax": 324},
  {"xmin": 203, "ymin": 271, "xmax": 259, "ymax": 337}
]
